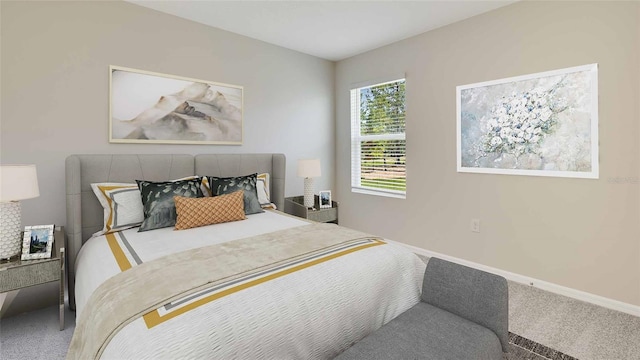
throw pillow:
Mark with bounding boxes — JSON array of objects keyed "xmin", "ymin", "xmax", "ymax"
[
  {"xmin": 90, "ymin": 183, "xmax": 144, "ymax": 236},
  {"xmin": 256, "ymin": 172, "xmax": 276, "ymax": 209},
  {"xmin": 174, "ymin": 190, "xmax": 246, "ymax": 230},
  {"xmin": 207, "ymin": 174, "xmax": 264, "ymax": 215},
  {"xmin": 137, "ymin": 178, "xmax": 204, "ymax": 231}
]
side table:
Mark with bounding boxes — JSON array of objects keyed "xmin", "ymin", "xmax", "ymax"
[
  {"xmin": 284, "ymin": 195, "xmax": 339, "ymax": 224},
  {"xmin": 0, "ymin": 226, "xmax": 66, "ymax": 330}
]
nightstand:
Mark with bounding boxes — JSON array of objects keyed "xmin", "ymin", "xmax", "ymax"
[
  {"xmin": 284, "ymin": 195, "xmax": 338, "ymax": 224},
  {"xmin": 0, "ymin": 226, "xmax": 66, "ymax": 330}
]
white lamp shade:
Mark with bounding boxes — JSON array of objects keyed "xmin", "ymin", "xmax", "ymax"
[
  {"xmin": 0, "ymin": 164, "xmax": 40, "ymax": 202},
  {"xmin": 297, "ymin": 159, "xmax": 321, "ymax": 178}
]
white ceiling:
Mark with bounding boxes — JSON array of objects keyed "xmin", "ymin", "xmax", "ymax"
[{"xmin": 128, "ymin": 1, "xmax": 516, "ymax": 61}]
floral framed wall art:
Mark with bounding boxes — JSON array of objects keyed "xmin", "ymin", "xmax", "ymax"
[
  {"xmin": 110, "ymin": 65, "xmax": 243, "ymax": 145},
  {"xmin": 457, "ymin": 64, "xmax": 598, "ymax": 178}
]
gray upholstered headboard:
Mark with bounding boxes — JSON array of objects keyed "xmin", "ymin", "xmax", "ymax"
[{"xmin": 65, "ymin": 153, "xmax": 285, "ymax": 309}]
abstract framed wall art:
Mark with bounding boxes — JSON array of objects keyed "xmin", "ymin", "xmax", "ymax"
[
  {"xmin": 457, "ymin": 64, "xmax": 598, "ymax": 178},
  {"xmin": 110, "ymin": 65, "xmax": 243, "ymax": 145}
]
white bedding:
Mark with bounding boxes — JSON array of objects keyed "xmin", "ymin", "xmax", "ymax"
[{"xmin": 74, "ymin": 211, "xmax": 426, "ymax": 359}]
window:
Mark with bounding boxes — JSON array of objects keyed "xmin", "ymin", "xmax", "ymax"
[{"xmin": 350, "ymin": 78, "xmax": 406, "ymax": 198}]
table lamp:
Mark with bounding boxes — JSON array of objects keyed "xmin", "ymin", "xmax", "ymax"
[
  {"xmin": 0, "ymin": 165, "xmax": 40, "ymax": 259},
  {"xmin": 297, "ymin": 159, "xmax": 321, "ymax": 209}
]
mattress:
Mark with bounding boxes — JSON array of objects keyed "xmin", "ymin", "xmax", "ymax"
[{"xmin": 73, "ymin": 211, "xmax": 426, "ymax": 359}]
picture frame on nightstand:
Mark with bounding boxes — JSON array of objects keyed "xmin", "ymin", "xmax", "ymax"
[
  {"xmin": 319, "ymin": 190, "xmax": 332, "ymax": 209},
  {"xmin": 21, "ymin": 224, "xmax": 55, "ymax": 260}
]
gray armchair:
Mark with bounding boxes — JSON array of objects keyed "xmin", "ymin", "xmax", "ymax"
[{"xmin": 335, "ymin": 257, "xmax": 509, "ymax": 360}]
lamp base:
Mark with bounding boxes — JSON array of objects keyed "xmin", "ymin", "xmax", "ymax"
[
  {"xmin": 303, "ymin": 177, "xmax": 315, "ymax": 209},
  {"xmin": 0, "ymin": 201, "xmax": 23, "ymax": 259}
]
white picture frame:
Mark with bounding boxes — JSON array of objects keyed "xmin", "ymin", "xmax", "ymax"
[
  {"xmin": 319, "ymin": 190, "xmax": 332, "ymax": 208},
  {"xmin": 21, "ymin": 224, "xmax": 55, "ymax": 260},
  {"xmin": 457, "ymin": 63, "xmax": 598, "ymax": 179},
  {"xmin": 109, "ymin": 65, "xmax": 243, "ymax": 145}
]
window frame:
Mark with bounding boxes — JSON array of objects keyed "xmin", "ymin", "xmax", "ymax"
[{"xmin": 350, "ymin": 77, "xmax": 406, "ymax": 199}]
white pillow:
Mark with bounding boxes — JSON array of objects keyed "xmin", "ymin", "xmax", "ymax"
[
  {"xmin": 257, "ymin": 173, "xmax": 276, "ymax": 209},
  {"xmin": 91, "ymin": 183, "xmax": 144, "ymax": 237},
  {"xmin": 91, "ymin": 176, "xmax": 207, "ymax": 236},
  {"xmin": 199, "ymin": 176, "xmax": 212, "ymax": 196}
]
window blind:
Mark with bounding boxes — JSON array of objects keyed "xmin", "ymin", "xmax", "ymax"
[{"xmin": 350, "ymin": 78, "xmax": 406, "ymax": 198}]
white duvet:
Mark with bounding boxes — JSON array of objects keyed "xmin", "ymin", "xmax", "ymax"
[{"xmin": 74, "ymin": 211, "xmax": 425, "ymax": 359}]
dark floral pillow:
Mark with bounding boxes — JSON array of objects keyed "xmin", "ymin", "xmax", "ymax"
[
  {"xmin": 136, "ymin": 178, "xmax": 204, "ymax": 232},
  {"xmin": 207, "ymin": 174, "xmax": 264, "ymax": 215}
]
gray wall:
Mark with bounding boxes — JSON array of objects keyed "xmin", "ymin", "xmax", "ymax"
[
  {"xmin": 1, "ymin": 0, "xmax": 335, "ymax": 225},
  {"xmin": 336, "ymin": 1, "xmax": 640, "ymax": 306},
  {"xmin": 0, "ymin": 1, "xmax": 334, "ymax": 316}
]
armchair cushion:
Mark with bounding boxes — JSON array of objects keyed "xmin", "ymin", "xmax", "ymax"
[
  {"xmin": 421, "ymin": 257, "xmax": 509, "ymax": 352},
  {"xmin": 335, "ymin": 302, "xmax": 503, "ymax": 360}
]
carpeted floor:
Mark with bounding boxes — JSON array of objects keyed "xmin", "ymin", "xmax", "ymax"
[
  {"xmin": 0, "ymin": 305, "xmax": 576, "ymax": 360},
  {"xmin": 509, "ymin": 282, "xmax": 640, "ymax": 360},
  {"xmin": 1, "ymin": 281, "xmax": 638, "ymax": 359},
  {"xmin": 0, "ymin": 303, "xmax": 75, "ymax": 360}
]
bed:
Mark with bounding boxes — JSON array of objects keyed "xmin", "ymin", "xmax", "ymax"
[{"xmin": 65, "ymin": 154, "xmax": 425, "ymax": 359}]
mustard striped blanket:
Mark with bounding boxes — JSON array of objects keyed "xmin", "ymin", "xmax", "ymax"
[{"xmin": 67, "ymin": 223, "xmax": 423, "ymax": 359}]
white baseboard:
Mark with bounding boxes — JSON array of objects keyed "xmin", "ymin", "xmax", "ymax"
[{"xmin": 386, "ymin": 240, "xmax": 640, "ymax": 318}]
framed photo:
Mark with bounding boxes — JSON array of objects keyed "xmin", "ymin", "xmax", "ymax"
[
  {"xmin": 457, "ymin": 63, "xmax": 598, "ymax": 179},
  {"xmin": 319, "ymin": 190, "xmax": 332, "ymax": 208},
  {"xmin": 21, "ymin": 225, "xmax": 55, "ymax": 260},
  {"xmin": 109, "ymin": 65, "xmax": 243, "ymax": 145}
]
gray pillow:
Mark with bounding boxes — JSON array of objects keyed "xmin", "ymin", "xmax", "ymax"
[
  {"xmin": 136, "ymin": 178, "xmax": 204, "ymax": 232},
  {"xmin": 207, "ymin": 174, "xmax": 264, "ymax": 215}
]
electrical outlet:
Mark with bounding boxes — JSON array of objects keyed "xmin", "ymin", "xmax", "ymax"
[{"xmin": 471, "ymin": 219, "xmax": 480, "ymax": 233}]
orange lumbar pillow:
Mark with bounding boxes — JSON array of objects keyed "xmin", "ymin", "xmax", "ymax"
[{"xmin": 174, "ymin": 190, "xmax": 246, "ymax": 230}]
